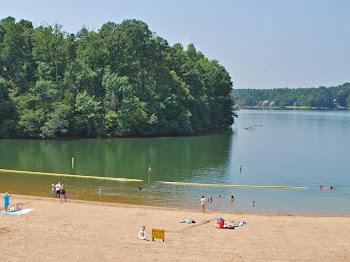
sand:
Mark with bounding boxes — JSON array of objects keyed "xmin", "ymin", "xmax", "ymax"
[{"xmin": 1, "ymin": 194, "xmax": 349, "ymax": 262}]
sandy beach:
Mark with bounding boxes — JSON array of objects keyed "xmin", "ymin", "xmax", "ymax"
[{"xmin": 1, "ymin": 194, "xmax": 349, "ymax": 262}]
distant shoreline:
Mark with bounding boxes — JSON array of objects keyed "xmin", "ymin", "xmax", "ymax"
[{"xmin": 237, "ymin": 105, "xmax": 349, "ymax": 110}]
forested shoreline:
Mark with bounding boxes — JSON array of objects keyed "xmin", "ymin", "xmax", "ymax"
[
  {"xmin": 233, "ymin": 83, "xmax": 350, "ymax": 109},
  {"xmin": 0, "ymin": 17, "xmax": 234, "ymax": 139}
]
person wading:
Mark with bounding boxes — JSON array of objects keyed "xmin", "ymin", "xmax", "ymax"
[{"xmin": 200, "ymin": 196, "xmax": 207, "ymax": 213}]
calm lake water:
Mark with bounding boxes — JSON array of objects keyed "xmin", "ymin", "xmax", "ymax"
[{"xmin": 0, "ymin": 109, "xmax": 349, "ymax": 215}]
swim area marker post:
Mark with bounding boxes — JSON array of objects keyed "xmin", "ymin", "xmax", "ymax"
[
  {"xmin": 148, "ymin": 166, "xmax": 152, "ymax": 182},
  {"xmin": 72, "ymin": 158, "xmax": 74, "ymax": 169},
  {"xmin": 239, "ymin": 164, "xmax": 242, "ymax": 172}
]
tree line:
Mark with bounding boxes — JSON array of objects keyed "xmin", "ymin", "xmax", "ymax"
[
  {"xmin": 0, "ymin": 17, "xmax": 234, "ymax": 138},
  {"xmin": 233, "ymin": 83, "xmax": 350, "ymax": 109}
]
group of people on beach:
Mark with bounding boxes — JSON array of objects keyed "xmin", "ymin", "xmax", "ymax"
[{"xmin": 51, "ymin": 181, "xmax": 67, "ymax": 201}]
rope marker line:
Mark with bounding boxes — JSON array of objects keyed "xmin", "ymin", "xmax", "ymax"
[
  {"xmin": 0, "ymin": 168, "xmax": 143, "ymax": 182},
  {"xmin": 158, "ymin": 181, "xmax": 308, "ymax": 189}
]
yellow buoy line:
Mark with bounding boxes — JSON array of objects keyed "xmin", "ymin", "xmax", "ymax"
[
  {"xmin": 0, "ymin": 168, "xmax": 143, "ymax": 182},
  {"xmin": 0, "ymin": 169, "xmax": 310, "ymax": 188},
  {"xmin": 157, "ymin": 181, "xmax": 308, "ymax": 189}
]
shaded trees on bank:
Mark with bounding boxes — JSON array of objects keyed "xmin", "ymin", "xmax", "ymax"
[{"xmin": 0, "ymin": 17, "xmax": 234, "ymax": 138}]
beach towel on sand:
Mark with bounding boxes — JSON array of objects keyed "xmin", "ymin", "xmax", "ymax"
[
  {"xmin": 233, "ymin": 221, "xmax": 247, "ymax": 227},
  {"xmin": 1, "ymin": 209, "xmax": 34, "ymax": 215},
  {"xmin": 180, "ymin": 219, "xmax": 196, "ymax": 223}
]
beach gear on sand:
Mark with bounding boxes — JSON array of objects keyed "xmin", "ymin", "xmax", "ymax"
[
  {"xmin": 216, "ymin": 218, "xmax": 247, "ymax": 229},
  {"xmin": 1, "ymin": 209, "xmax": 34, "ymax": 215},
  {"xmin": 234, "ymin": 221, "xmax": 247, "ymax": 227},
  {"xmin": 138, "ymin": 227, "xmax": 147, "ymax": 240},
  {"xmin": 180, "ymin": 219, "xmax": 196, "ymax": 223},
  {"xmin": 16, "ymin": 203, "xmax": 23, "ymax": 210},
  {"xmin": 222, "ymin": 225, "xmax": 236, "ymax": 229}
]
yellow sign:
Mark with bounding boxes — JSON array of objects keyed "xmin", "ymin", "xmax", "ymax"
[{"xmin": 152, "ymin": 229, "xmax": 165, "ymax": 242}]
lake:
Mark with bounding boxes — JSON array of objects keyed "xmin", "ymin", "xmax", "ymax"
[{"xmin": 0, "ymin": 109, "xmax": 349, "ymax": 215}]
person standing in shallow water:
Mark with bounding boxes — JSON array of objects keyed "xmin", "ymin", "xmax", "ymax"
[
  {"xmin": 61, "ymin": 184, "xmax": 67, "ymax": 201},
  {"xmin": 200, "ymin": 196, "xmax": 206, "ymax": 213},
  {"xmin": 51, "ymin": 181, "xmax": 56, "ymax": 197},
  {"xmin": 55, "ymin": 182, "xmax": 61, "ymax": 198}
]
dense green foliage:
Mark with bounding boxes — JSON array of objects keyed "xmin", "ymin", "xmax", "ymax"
[
  {"xmin": 0, "ymin": 17, "xmax": 234, "ymax": 138},
  {"xmin": 233, "ymin": 83, "xmax": 350, "ymax": 109}
]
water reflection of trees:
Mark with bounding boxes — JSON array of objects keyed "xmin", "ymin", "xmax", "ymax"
[{"xmin": 0, "ymin": 134, "xmax": 232, "ymax": 181}]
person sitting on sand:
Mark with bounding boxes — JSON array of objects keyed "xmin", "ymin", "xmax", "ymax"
[
  {"xmin": 217, "ymin": 218, "xmax": 225, "ymax": 228},
  {"xmin": 200, "ymin": 196, "xmax": 206, "ymax": 213}
]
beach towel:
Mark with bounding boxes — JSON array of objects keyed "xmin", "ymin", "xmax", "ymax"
[
  {"xmin": 1, "ymin": 209, "xmax": 34, "ymax": 215},
  {"xmin": 222, "ymin": 225, "xmax": 236, "ymax": 229},
  {"xmin": 180, "ymin": 219, "xmax": 196, "ymax": 223},
  {"xmin": 234, "ymin": 221, "xmax": 247, "ymax": 227}
]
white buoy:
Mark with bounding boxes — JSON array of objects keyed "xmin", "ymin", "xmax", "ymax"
[
  {"xmin": 138, "ymin": 226, "xmax": 147, "ymax": 240},
  {"xmin": 72, "ymin": 158, "xmax": 75, "ymax": 169}
]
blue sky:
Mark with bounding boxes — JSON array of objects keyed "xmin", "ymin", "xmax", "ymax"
[{"xmin": 1, "ymin": 0, "xmax": 349, "ymax": 89}]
